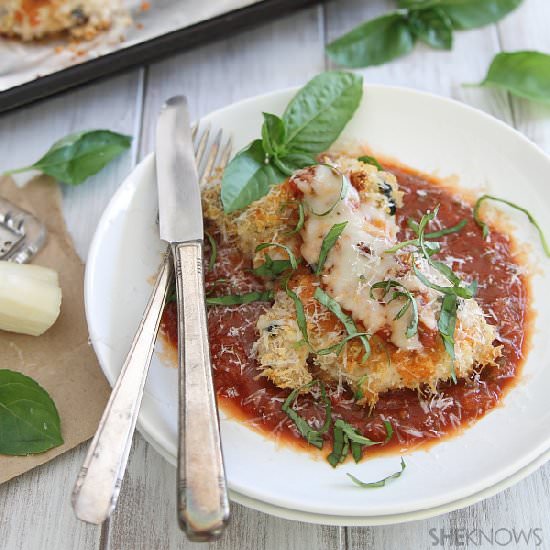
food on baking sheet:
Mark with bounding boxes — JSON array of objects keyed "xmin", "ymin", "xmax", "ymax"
[{"xmin": 0, "ymin": 0, "xmax": 117, "ymax": 41}]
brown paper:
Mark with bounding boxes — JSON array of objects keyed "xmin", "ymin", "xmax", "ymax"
[{"xmin": 0, "ymin": 176, "xmax": 110, "ymax": 484}]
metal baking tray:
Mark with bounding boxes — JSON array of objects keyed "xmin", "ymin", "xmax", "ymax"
[{"xmin": 0, "ymin": 0, "xmax": 321, "ymax": 114}]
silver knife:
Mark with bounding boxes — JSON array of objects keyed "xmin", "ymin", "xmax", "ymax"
[{"xmin": 156, "ymin": 96, "xmax": 229, "ymax": 541}]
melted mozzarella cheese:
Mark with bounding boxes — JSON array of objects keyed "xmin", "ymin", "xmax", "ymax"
[{"xmin": 295, "ymin": 165, "xmax": 419, "ymax": 349}]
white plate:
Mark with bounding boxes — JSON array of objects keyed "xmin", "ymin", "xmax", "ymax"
[{"xmin": 86, "ymin": 85, "xmax": 550, "ymax": 522}]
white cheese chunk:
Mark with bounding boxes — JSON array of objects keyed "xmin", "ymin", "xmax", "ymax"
[{"xmin": 0, "ymin": 261, "xmax": 62, "ymax": 336}]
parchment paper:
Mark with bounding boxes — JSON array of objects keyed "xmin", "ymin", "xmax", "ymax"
[
  {"xmin": 0, "ymin": 0, "xmax": 259, "ymax": 92},
  {"xmin": 0, "ymin": 176, "xmax": 110, "ymax": 484}
]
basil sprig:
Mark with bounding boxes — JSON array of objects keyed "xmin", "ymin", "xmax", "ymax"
[
  {"xmin": 314, "ymin": 287, "xmax": 371, "ymax": 361},
  {"xmin": 473, "ymin": 194, "xmax": 550, "ymax": 257},
  {"xmin": 347, "ymin": 457, "xmax": 407, "ymax": 488},
  {"xmin": 315, "ymin": 222, "xmax": 348, "ymax": 275},
  {"xmin": 282, "ymin": 380, "xmax": 332, "ymax": 449},
  {"xmin": 326, "ymin": 0, "xmax": 522, "ymax": 68},
  {"xmin": 370, "ymin": 280, "xmax": 419, "ymax": 338},
  {"xmin": 221, "ymin": 72, "xmax": 363, "ymax": 212},
  {"xmin": 4, "ymin": 130, "xmax": 131, "ymax": 185},
  {"xmin": 0, "ymin": 370, "xmax": 63, "ymax": 455},
  {"xmin": 477, "ymin": 51, "xmax": 550, "ymax": 105}
]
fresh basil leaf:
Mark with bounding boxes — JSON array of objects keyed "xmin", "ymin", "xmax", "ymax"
[
  {"xmin": 204, "ymin": 231, "xmax": 217, "ymax": 272},
  {"xmin": 358, "ymin": 155, "xmax": 383, "ymax": 171},
  {"xmin": 5, "ymin": 130, "xmax": 131, "ymax": 185},
  {"xmin": 408, "ymin": 7, "xmax": 453, "ymax": 50},
  {"xmin": 439, "ymin": 293, "xmax": 459, "ymax": 383},
  {"xmin": 282, "ymin": 380, "xmax": 332, "ymax": 449},
  {"xmin": 206, "ymin": 290, "xmax": 274, "ymax": 306},
  {"xmin": 478, "ymin": 51, "xmax": 550, "ymax": 105},
  {"xmin": 221, "ymin": 140, "xmax": 286, "ymax": 213},
  {"xmin": 316, "ymin": 222, "xmax": 348, "ymax": 275},
  {"xmin": 0, "ymin": 369, "xmax": 63, "ymax": 455},
  {"xmin": 326, "ymin": 13, "xmax": 416, "ymax": 69},
  {"xmin": 347, "ymin": 457, "xmax": 407, "ymax": 488},
  {"xmin": 282, "ymin": 72, "xmax": 363, "ymax": 153},
  {"xmin": 439, "ymin": 0, "xmax": 523, "ymax": 30},
  {"xmin": 473, "ymin": 194, "xmax": 550, "ymax": 257},
  {"xmin": 261, "ymin": 112, "xmax": 287, "ymax": 157},
  {"xmin": 398, "ymin": 0, "xmax": 439, "ymax": 8},
  {"xmin": 255, "ymin": 242, "xmax": 298, "ymax": 270},
  {"xmin": 314, "ymin": 287, "xmax": 371, "ymax": 361},
  {"xmin": 273, "ymin": 152, "xmax": 318, "ymax": 176}
]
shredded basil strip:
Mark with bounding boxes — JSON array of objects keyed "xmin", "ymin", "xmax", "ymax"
[
  {"xmin": 316, "ymin": 332, "xmax": 370, "ymax": 357},
  {"xmin": 438, "ymin": 293, "xmax": 459, "ymax": 383},
  {"xmin": 282, "ymin": 380, "xmax": 332, "ymax": 449},
  {"xmin": 327, "ymin": 424, "xmax": 347, "ymax": 467},
  {"xmin": 358, "ymin": 155, "xmax": 383, "ymax": 171},
  {"xmin": 347, "ymin": 457, "xmax": 407, "ymax": 488},
  {"xmin": 204, "ymin": 231, "xmax": 217, "ymax": 271},
  {"xmin": 285, "ymin": 282, "xmax": 310, "ymax": 345},
  {"xmin": 283, "ymin": 202, "xmax": 306, "ymax": 236},
  {"xmin": 206, "ymin": 290, "xmax": 274, "ymax": 306},
  {"xmin": 354, "ymin": 373, "xmax": 369, "ymax": 401},
  {"xmin": 370, "ymin": 280, "xmax": 419, "ymax": 338},
  {"xmin": 253, "ymin": 255, "xmax": 294, "ymax": 278},
  {"xmin": 309, "ymin": 166, "xmax": 350, "ymax": 217},
  {"xmin": 473, "ymin": 194, "xmax": 550, "ymax": 258},
  {"xmin": 328, "ymin": 418, "xmax": 391, "ymax": 467},
  {"xmin": 407, "ymin": 207, "xmax": 477, "ymax": 381},
  {"xmin": 383, "ymin": 420, "xmax": 394, "ymax": 443},
  {"xmin": 385, "ymin": 218, "xmax": 466, "ymax": 254},
  {"xmin": 255, "ymin": 242, "xmax": 299, "ymax": 270},
  {"xmin": 314, "ymin": 287, "xmax": 371, "ymax": 362},
  {"xmin": 315, "ymin": 222, "xmax": 348, "ymax": 275}
]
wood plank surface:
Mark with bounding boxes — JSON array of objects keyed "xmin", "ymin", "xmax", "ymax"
[{"xmin": 1, "ymin": 1, "xmax": 549, "ymax": 549}]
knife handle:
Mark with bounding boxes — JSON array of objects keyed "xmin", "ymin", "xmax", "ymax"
[
  {"xmin": 72, "ymin": 252, "xmax": 173, "ymax": 524},
  {"xmin": 171, "ymin": 241, "xmax": 229, "ymax": 541}
]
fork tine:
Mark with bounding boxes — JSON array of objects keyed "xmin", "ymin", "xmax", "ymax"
[
  {"xmin": 199, "ymin": 128, "xmax": 223, "ymax": 184},
  {"xmin": 218, "ymin": 137, "xmax": 233, "ymax": 171},
  {"xmin": 191, "ymin": 124, "xmax": 198, "ymax": 141},
  {"xmin": 194, "ymin": 125, "xmax": 210, "ymax": 167}
]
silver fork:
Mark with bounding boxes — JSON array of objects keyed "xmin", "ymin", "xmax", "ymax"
[{"xmin": 71, "ymin": 126, "xmax": 232, "ymax": 525}]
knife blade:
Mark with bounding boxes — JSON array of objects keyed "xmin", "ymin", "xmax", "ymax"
[
  {"xmin": 156, "ymin": 96, "xmax": 203, "ymax": 244},
  {"xmin": 155, "ymin": 96, "xmax": 230, "ymax": 541}
]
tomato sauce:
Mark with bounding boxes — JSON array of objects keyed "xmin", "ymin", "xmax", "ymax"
[{"xmin": 161, "ymin": 164, "xmax": 530, "ymax": 458}]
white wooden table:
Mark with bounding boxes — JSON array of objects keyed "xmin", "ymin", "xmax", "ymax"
[{"xmin": 1, "ymin": 1, "xmax": 549, "ymax": 548}]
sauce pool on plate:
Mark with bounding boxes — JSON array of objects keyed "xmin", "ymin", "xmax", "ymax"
[{"xmin": 161, "ymin": 163, "xmax": 530, "ymax": 458}]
